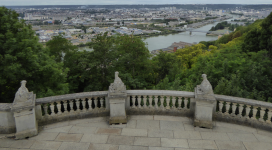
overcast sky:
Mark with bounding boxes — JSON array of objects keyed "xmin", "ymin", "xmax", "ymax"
[{"xmin": 1, "ymin": 0, "xmax": 272, "ymax": 6}]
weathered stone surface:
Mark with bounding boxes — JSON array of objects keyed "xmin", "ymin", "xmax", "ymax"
[
  {"xmin": 161, "ymin": 138, "xmax": 189, "ymax": 148},
  {"xmin": 96, "ymin": 128, "xmax": 121, "ymax": 135},
  {"xmin": 8, "ymin": 140, "xmax": 35, "ymax": 149},
  {"xmin": 107, "ymin": 135, "xmax": 134, "ymax": 145},
  {"xmin": 254, "ymin": 132, "xmax": 272, "ymax": 142},
  {"xmin": 174, "ymin": 131, "xmax": 202, "ymax": 139},
  {"xmin": 136, "ymin": 120, "xmax": 160, "ymax": 130},
  {"xmin": 127, "ymin": 120, "xmax": 137, "ymax": 128},
  {"xmin": 42, "ymin": 125, "xmax": 72, "ymax": 133},
  {"xmin": 243, "ymin": 142, "xmax": 272, "ymax": 150},
  {"xmin": 68, "ymin": 126, "xmax": 97, "ymax": 134},
  {"xmin": 121, "ymin": 128, "xmax": 147, "ymax": 137},
  {"xmin": 130, "ymin": 115, "xmax": 153, "ymax": 120},
  {"xmin": 55, "ymin": 133, "xmax": 83, "ymax": 142},
  {"xmin": 0, "ymin": 139, "xmax": 14, "ymax": 148},
  {"xmin": 29, "ymin": 132, "xmax": 59, "ymax": 141},
  {"xmin": 88, "ymin": 143, "xmax": 119, "ymax": 150},
  {"xmin": 80, "ymin": 134, "xmax": 108, "ymax": 143},
  {"xmin": 119, "ymin": 145, "xmax": 148, "ymax": 150},
  {"xmin": 227, "ymin": 133, "xmax": 259, "ymax": 142},
  {"xmin": 58, "ymin": 142, "xmax": 90, "ymax": 150},
  {"xmin": 154, "ymin": 115, "xmax": 189, "ymax": 122},
  {"xmin": 188, "ymin": 139, "xmax": 218, "ymax": 149},
  {"xmin": 134, "ymin": 137, "xmax": 160, "ymax": 147},
  {"xmin": 30, "ymin": 141, "xmax": 62, "ymax": 150},
  {"xmin": 149, "ymin": 147, "xmax": 174, "ymax": 150},
  {"xmin": 200, "ymin": 132, "xmax": 230, "ymax": 141},
  {"xmin": 215, "ymin": 141, "xmax": 246, "ymax": 150},
  {"xmin": 148, "ymin": 129, "xmax": 173, "ymax": 138},
  {"xmin": 76, "ymin": 121, "xmax": 109, "ymax": 128},
  {"xmin": 160, "ymin": 120, "xmax": 184, "ymax": 131}
]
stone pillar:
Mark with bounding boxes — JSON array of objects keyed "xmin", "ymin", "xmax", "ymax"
[
  {"xmin": 108, "ymin": 71, "xmax": 127, "ymax": 124},
  {"xmin": 194, "ymin": 74, "xmax": 216, "ymax": 129},
  {"xmin": 11, "ymin": 80, "xmax": 38, "ymax": 139}
]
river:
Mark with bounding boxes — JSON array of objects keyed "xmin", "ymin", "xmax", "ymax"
[
  {"xmin": 79, "ymin": 15, "xmax": 239, "ymax": 52},
  {"xmin": 144, "ymin": 16, "xmax": 238, "ymax": 51}
]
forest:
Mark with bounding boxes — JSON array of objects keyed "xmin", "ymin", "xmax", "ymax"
[
  {"xmin": 209, "ymin": 21, "xmax": 241, "ymax": 31},
  {"xmin": 1, "ymin": 6, "xmax": 272, "ymax": 103}
]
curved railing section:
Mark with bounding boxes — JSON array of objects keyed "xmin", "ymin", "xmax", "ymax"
[
  {"xmin": 35, "ymin": 91, "xmax": 109, "ymax": 125},
  {"xmin": 214, "ymin": 94, "xmax": 272, "ymax": 130}
]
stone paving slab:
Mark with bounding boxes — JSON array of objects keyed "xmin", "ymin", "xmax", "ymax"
[
  {"xmin": 55, "ymin": 133, "xmax": 83, "ymax": 142},
  {"xmin": 121, "ymin": 128, "xmax": 147, "ymax": 137},
  {"xmin": 200, "ymin": 132, "xmax": 230, "ymax": 141},
  {"xmin": 88, "ymin": 143, "xmax": 119, "ymax": 150},
  {"xmin": 76, "ymin": 121, "xmax": 109, "ymax": 128},
  {"xmin": 8, "ymin": 140, "xmax": 35, "ymax": 149},
  {"xmin": 161, "ymin": 138, "xmax": 189, "ymax": 148},
  {"xmin": 227, "ymin": 133, "xmax": 259, "ymax": 142},
  {"xmin": 174, "ymin": 131, "xmax": 202, "ymax": 140},
  {"xmin": 127, "ymin": 120, "xmax": 137, "ymax": 128},
  {"xmin": 216, "ymin": 122, "xmax": 257, "ymax": 133},
  {"xmin": 0, "ymin": 139, "xmax": 15, "ymax": 148},
  {"xmin": 29, "ymin": 132, "xmax": 59, "ymax": 141},
  {"xmin": 148, "ymin": 129, "xmax": 173, "ymax": 138},
  {"xmin": 149, "ymin": 147, "xmax": 174, "ymax": 150},
  {"xmin": 136, "ymin": 120, "xmax": 160, "ymax": 130},
  {"xmin": 130, "ymin": 115, "xmax": 154, "ymax": 120},
  {"xmin": 68, "ymin": 126, "xmax": 97, "ymax": 134},
  {"xmin": 41, "ymin": 125, "xmax": 73, "ymax": 133},
  {"xmin": 107, "ymin": 135, "xmax": 134, "ymax": 145},
  {"xmin": 30, "ymin": 141, "xmax": 62, "ymax": 150},
  {"xmin": 80, "ymin": 133, "xmax": 108, "ymax": 143},
  {"xmin": 154, "ymin": 116, "xmax": 189, "ymax": 122},
  {"xmin": 243, "ymin": 141, "xmax": 272, "ymax": 150},
  {"xmin": 134, "ymin": 137, "xmax": 161, "ymax": 147},
  {"xmin": 119, "ymin": 145, "xmax": 148, "ymax": 150},
  {"xmin": 188, "ymin": 139, "xmax": 218, "ymax": 149},
  {"xmin": 215, "ymin": 140, "xmax": 246, "ymax": 150},
  {"xmin": 160, "ymin": 121, "xmax": 185, "ymax": 131},
  {"xmin": 253, "ymin": 133, "xmax": 272, "ymax": 143},
  {"xmin": 43, "ymin": 121, "xmax": 69, "ymax": 130},
  {"xmin": 96, "ymin": 128, "xmax": 121, "ymax": 135},
  {"xmin": 58, "ymin": 142, "xmax": 90, "ymax": 150},
  {"xmin": 183, "ymin": 124, "xmax": 194, "ymax": 131}
]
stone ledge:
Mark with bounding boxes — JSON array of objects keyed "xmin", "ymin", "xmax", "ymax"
[{"xmin": 0, "ymin": 103, "xmax": 12, "ymax": 111}]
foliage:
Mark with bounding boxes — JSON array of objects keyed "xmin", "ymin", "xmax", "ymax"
[
  {"xmin": 210, "ymin": 21, "xmax": 240, "ymax": 31},
  {"xmin": 0, "ymin": 7, "xmax": 69, "ymax": 102}
]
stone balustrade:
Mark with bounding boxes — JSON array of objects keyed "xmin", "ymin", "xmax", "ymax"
[
  {"xmin": 35, "ymin": 91, "xmax": 109, "ymax": 125},
  {"xmin": 1, "ymin": 73, "xmax": 272, "ymax": 137}
]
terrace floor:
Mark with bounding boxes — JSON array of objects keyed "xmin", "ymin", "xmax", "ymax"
[{"xmin": 0, "ymin": 115, "xmax": 272, "ymax": 150}]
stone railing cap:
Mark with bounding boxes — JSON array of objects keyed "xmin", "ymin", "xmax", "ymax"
[
  {"xmin": 0, "ymin": 103, "xmax": 12, "ymax": 111},
  {"xmin": 36, "ymin": 91, "xmax": 108, "ymax": 105},
  {"xmin": 126, "ymin": 90, "xmax": 195, "ymax": 98}
]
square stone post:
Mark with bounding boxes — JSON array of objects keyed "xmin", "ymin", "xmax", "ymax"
[
  {"xmin": 194, "ymin": 74, "xmax": 216, "ymax": 129},
  {"xmin": 11, "ymin": 80, "xmax": 38, "ymax": 139},
  {"xmin": 108, "ymin": 72, "xmax": 127, "ymax": 124}
]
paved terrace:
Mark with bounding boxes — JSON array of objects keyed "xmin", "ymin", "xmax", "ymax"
[{"xmin": 1, "ymin": 115, "xmax": 272, "ymax": 150}]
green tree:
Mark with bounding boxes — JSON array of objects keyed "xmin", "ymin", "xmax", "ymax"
[{"xmin": 0, "ymin": 7, "xmax": 69, "ymax": 102}]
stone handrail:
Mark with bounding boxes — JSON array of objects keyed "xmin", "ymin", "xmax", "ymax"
[
  {"xmin": 215, "ymin": 94, "xmax": 272, "ymax": 109},
  {"xmin": 0, "ymin": 103, "xmax": 12, "ymax": 111},
  {"xmin": 36, "ymin": 91, "xmax": 108, "ymax": 105},
  {"xmin": 126, "ymin": 90, "xmax": 195, "ymax": 97}
]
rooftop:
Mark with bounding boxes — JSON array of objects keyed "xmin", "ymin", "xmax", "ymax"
[{"xmin": 1, "ymin": 115, "xmax": 272, "ymax": 150}]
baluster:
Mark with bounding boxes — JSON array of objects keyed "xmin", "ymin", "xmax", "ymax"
[
  {"xmin": 172, "ymin": 97, "xmax": 176, "ymax": 109},
  {"xmin": 148, "ymin": 95, "xmax": 152, "ymax": 108},
  {"xmin": 184, "ymin": 98, "xmax": 188, "ymax": 109},
  {"xmin": 232, "ymin": 103, "xmax": 237, "ymax": 115},
  {"xmin": 245, "ymin": 105, "xmax": 251, "ymax": 118},
  {"xmin": 138, "ymin": 96, "xmax": 142, "ymax": 109},
  {"xmin": 101, "ymin": 97, "xmax": 105, "ymax": 109},
  {"xmin": 49, "ymin": 102, "xmax": 55, "ymax": 116},
  {"xmin": 56, "ymin": 101, "xmax": 62, "ymax": 114},
  {"xmin": 75, "ymin": 99, "xmax": 80, "ymax": 111},
  {"xmin": 64, "ymin": 100, "xmax": 69, "ymax": 113},
  {"xmin": 44, "ymin": 103, "xmax": 49, "ymax": 116},
  {"xmin": 252, "ymin": 106, "xmax": 258, "ymax": 120},
  {"xmin": 218, "ymin": 101, "xmax": 224, "ymax": 113},
  {"xmin": 166, "ymin": 96, "xmax": 170, "ymax": 109},
  {"xmin": 143, "ymin": 96, "xmax": 147, "ymax": 108},
  {"xmin": 132, "ymin": 96, "xmax": 136, "ymax": 108},
  {"xmin": 160, "ymin": 96, "xmax": 164, "ymax": 108},
  {"xmin": 82, "ymin": 99, "xmax": 87, "ymax": 111},
  {"xmin": 87, "ymin": 98, "xmax": 93, "ymax": 110},
  {"xmin": 267, "ymin": 110, "xmax": 272, "ymax": 123},
  {"xmin": 178, "ymin": 97, "xmax": 182, "ymax": 109},
  {"xmin": 224, "ymin": 102, "xmax": 230, "ymax": 114},
  {"xmin": 94, "ymin": 97, "xmax": 98, "ymax": 109},
  {"xmin": 238, "ymin": 104, "xmax": 244, "ymax": 117},
  {"xmin": 260, "ymin": 107, "xmax": 266, "ymax": 122},
  {"xmin": 154, "ymin": 96, "xmax": 159, "ymax": 108}
]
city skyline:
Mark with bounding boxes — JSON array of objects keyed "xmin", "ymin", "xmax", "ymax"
[{"xmin": 1, "ymin": 0, "xmax": 272, "ymax": 6}]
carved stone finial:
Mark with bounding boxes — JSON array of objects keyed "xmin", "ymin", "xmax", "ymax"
[
  {"xmin": 198, "ymin": 74, "xmax": 214, "ymax": 95},
  {"xmin": 109, "ymin": 71, "xmax": 126, "ymax": 94}
]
